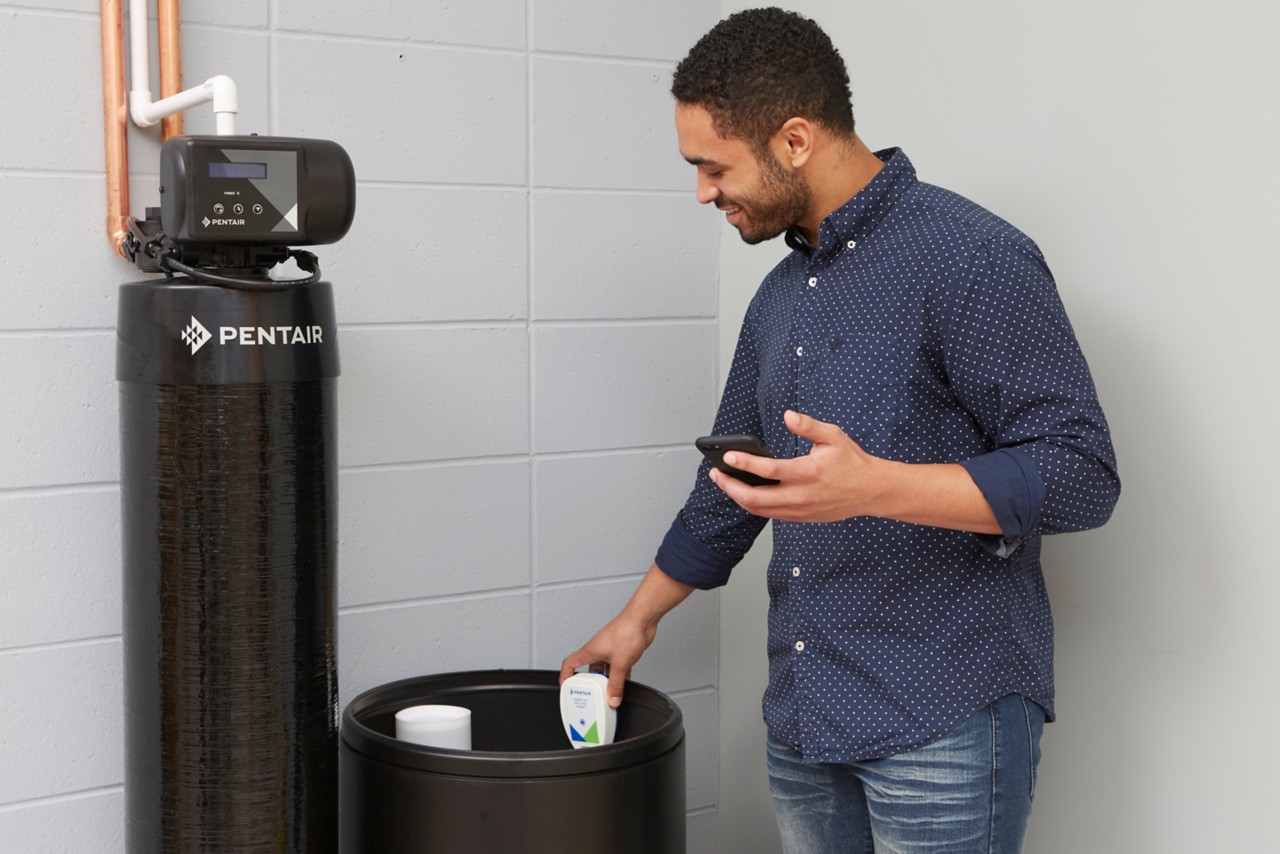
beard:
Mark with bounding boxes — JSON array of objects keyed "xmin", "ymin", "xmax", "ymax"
[{"xmin": 718, "ymin": 151, "xmax": 811, "ymax": 245}]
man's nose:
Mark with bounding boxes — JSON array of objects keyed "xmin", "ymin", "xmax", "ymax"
[{"xmin": 695, "ymin": 172, "xmax": 720, "ymax": 205}]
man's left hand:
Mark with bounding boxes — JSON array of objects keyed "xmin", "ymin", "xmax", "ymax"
[{"xmin": 710, "ymin": 410, "xmax": 890, "ymax": 523}]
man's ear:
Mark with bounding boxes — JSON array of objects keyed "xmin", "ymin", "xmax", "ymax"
[{"xmin": 775, "ymin": 117, "xmax": 815, "ymax": 168}]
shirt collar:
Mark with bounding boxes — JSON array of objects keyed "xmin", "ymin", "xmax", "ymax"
[{"xmin": 784, "ymin": 147, "xmax": 917, "ymax": 255}]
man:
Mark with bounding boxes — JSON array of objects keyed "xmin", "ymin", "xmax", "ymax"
[{"xmin": 560, "ymin": 7, "xmax": 1119, "ymax": 852}]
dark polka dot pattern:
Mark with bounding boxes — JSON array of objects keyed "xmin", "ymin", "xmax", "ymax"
[{"xmin": 654, "ymin": 149, "xmax": 1120, "ymax": 763}]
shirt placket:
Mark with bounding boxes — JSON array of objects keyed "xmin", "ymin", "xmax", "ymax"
[
  {"xmin": 782, "ymin": 247, "xmax": 831, "ymax": 745},
  {"xmin": 789, "ymin": 252, "xmax": 823, "ymax": 459}
]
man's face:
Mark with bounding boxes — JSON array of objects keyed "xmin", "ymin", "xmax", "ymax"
[{"xmin": 675, "ymin": 103, "xmax": 810, "ymax": 245}]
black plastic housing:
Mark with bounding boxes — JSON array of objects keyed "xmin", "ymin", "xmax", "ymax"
[
  {"xmin": 159, "ymin": 135, "xmax": 355, "ymax": 246},
  {"xmin": 341, "ymin": 670, "xmax": 687, "ymax": 854}
]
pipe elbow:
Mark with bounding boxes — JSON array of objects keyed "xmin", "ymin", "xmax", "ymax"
[
  {"xmin": 129, "ymin": 90, "xmax": 159, "ymax": 128},
  {"xmin": 207, "ymin": 75, "xmax": 238, "ymax": 115},
  {"xmin": 109, "ymin": 217, "xmax": 131, "ymax": 259},
  {"xmin": 207, "ymin": 75, "xmax": 239, "ymax": 135}
]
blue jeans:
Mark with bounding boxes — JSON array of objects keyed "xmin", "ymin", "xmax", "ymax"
[{"xmin": 767, "ymin": 694, "xmax": 1045, "ymax": 854}]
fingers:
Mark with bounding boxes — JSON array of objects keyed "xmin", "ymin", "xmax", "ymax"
[
  {"xmin": 710, "ymin": 465, "xmax": 778, "ymax": 517},
  {"xmin": 605, "ymin": 664, "xmax": 629, "ymax": 709},
  {"xmin": 717, "ymin": 412, "xmax": 850, "ymax": 479},
  {"xmin": 708, "ymin": 466, "xmax": 759, "ymax": 503},
  {"xmin": 783, "ymin": 409, "xmax": 844, "ymax": 444},
  {"xmin": 560, "ymin": 650, "xmax": 630, "ymax": 707},
  {"xmin": 559, "ymin": 649, "xmax": 593, "ymax": 685},
  {"xmin": 717, "ymin": 449, "xmax": 782, "ymax": 482}
]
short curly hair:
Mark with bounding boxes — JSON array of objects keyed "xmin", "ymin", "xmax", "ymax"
[{"xmin": 672, "ymin": 7, "xmax": 855, "ymax": 151}]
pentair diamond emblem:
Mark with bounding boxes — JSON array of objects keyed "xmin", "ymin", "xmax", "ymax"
[{"xmin": 180, "ymin": 316, "xmax": 212, "ymax": 354}]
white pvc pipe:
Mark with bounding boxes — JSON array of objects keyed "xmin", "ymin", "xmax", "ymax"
[
  {"xmin": 128, "ymin": 0, "xmax": 150, "ymax": 98},
  {"xmin": 132, "ymin": 75, "xmax": 239, "ymax": 134},
  {"xmin": 127, "ymin": 0, "xmax": 238, "ymax": 135}
]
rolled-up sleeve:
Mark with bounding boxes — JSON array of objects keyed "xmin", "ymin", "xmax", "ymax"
[
  {"xmin": 947, "ymin": 236, "xmax": 1120, "ymax": 548},
  {"xmin": 656, "ymin": 299, "xmax": 770, "ymax": 588},
  {"xmin": 655, "ymin": 511, "xmax": 744, "ymax": 589},
  {"xmin": 959, "ymin": 446, "xmax": 1046, "ymax": 556}
]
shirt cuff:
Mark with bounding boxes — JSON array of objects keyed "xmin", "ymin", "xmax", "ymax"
[
  {"xmin": 654, "ymin": 513, "xmax": 741, "ymax": 590},
  {"xmin": 958, "ymin": 447, "xmax": 1046, "ymax": 557}
]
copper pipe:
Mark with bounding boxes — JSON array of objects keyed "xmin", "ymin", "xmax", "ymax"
[
  {"xmin": 157, "ymin": 0, "xmax": 183, "ymax": 138},
  {"xmin": 100, "ymin": 0, "xmax": 131, "ymax": 258}
]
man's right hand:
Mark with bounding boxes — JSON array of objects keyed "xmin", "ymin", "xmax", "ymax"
[{"xmin": 557, "ymin": 563, "xmax": 696, "ymax": 709}]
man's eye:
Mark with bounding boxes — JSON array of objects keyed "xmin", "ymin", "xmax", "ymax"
[{"xmin": 707, "ymin": 170, "xmax": 724, "ymax": 179}]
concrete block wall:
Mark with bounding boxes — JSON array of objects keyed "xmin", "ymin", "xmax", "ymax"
[{"xmin": 0, "ymin": 1, "xmax": 724, "ymax": 851}]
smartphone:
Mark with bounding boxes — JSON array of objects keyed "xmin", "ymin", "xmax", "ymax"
[{"xmin": 695, "ymin": 434, "xmax": 780, "ymax": 486}]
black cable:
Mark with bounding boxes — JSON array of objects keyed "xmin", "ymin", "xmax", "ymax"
[{"xmin": 159, "ymin": 249, "xmax": 322, "ymax": 290}]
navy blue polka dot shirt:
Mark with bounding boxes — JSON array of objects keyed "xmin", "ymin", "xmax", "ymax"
[{"xmin": 656, "ymin": 149, "xmax": 1120, "ymax": 763}]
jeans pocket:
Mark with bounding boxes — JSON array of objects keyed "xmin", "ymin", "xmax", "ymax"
[{"xmin": 1021, "ymin": 696, "xmax": 1045, "ymax": 802}]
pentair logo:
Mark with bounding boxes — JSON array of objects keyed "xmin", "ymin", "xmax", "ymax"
[{"xmin": 180, "ymin": 316, "xmax": 211, "ymax": 354}]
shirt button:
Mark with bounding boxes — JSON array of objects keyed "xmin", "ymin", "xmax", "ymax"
[
  {"xmin": 791, "ymin": 566, "xmax": 801, "ymax": 577},
  {"xmin": 795, "ymin": 640, "xmax": 806, "ymax": 652},
  {"xmin": 795, "ymin": 346, "xmax": 804, "ymax": 357},
  {"xmin": 807, "ymin": 276, "xmax": 818, "ymax": 288},
  {"xmin": 847, "ymin": 240, "xmax": 857, "ymax": 249}
]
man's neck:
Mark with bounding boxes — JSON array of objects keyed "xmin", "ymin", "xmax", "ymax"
[{"xmin": 795, "ymin": 135, "xmax": 885, "ymax": 246}]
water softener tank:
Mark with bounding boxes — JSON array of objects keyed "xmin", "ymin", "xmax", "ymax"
[{"xmin": 117, "ymin": 278, "xmax": 340, "ymax": 852}]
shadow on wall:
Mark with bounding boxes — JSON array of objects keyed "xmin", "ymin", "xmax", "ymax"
[{"xmin": 1032, "ymin": 293, "xmax": 1228, "ymax": 851}]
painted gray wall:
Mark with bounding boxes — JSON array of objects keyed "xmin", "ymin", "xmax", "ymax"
[
  {"xmin": 717, "ymin": 2, "xmax": 1280, "ymax": 852},
  {"xmin": 0, "ymin": 2, "xmax": 724, "ymax": 850}
]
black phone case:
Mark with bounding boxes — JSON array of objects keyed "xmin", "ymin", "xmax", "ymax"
[{"xmin": 695, "ymin": 434, "xmax": 780, "ymax": 487}]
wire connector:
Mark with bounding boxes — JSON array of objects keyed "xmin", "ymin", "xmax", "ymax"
[{"xmin": 125, "ymin": 207, "xmax": 321, "ymax": 290}]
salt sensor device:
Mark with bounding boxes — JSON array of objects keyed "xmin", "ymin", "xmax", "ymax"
[{"xmin": 560, "ymin": 673, "xmax": 617, "ymax": 748}]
